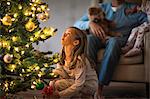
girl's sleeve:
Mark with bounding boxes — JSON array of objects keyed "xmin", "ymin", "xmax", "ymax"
[{"xmin": 59, "ymin": 64, "xmax": 86, "ymax": 97}]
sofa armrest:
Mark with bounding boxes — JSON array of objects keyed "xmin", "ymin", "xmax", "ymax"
[{"xmin": 144, "ymin": 31, "xmax": 150, "ymax": 82}]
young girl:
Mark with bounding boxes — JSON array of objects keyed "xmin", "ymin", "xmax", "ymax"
[
  {"xmin": 43, "ymin": 27, "xmax": 98, "ymax": 99},
  {"xmin": 122, "ymin": 0, "xmax": 150, "ymax": 56}
]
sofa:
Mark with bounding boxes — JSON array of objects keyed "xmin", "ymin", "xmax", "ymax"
[{"xmin": 97, "ymin": 31, "xmax": 150, "ymax": 98}]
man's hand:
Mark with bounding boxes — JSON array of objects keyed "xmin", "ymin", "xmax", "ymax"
[{"xmin": 89, "ymin": 21, "xmax": 106, "ymax": 40}]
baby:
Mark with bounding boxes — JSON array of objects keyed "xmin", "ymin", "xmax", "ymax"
[
  {"xmin": 122, "ymin": 0, "xmax": 150, "ymax": 57},
  {"xmin": 42, "ymin": 27, "xmax": 98, "ymax": 99}
]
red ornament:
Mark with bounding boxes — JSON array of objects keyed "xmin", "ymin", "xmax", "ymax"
[{"xmin": 42, "ymin": 85, "xmax": 53, "ymax": 96}]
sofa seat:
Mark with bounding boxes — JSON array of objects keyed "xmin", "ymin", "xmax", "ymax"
[
  {"xmin": 97, "ymin": 49, "xmax": 145, "ymax": 82},
  {"xmin": 97, "ymin": 49, "xmax": 143, "ymax": 65}
]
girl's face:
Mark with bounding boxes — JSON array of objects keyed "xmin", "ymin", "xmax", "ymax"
[{"xmin": 61, "ymin": 28, "xmax": 76, "ymax": 46}]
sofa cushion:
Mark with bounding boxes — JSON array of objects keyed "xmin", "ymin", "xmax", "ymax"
[
  {"xmin": 112, "ymin": 64, "xmax": 145, "ymax": 82},
  {"xmin": 97, "ymin": 49, "xmax": 143, "ymax": 65}
]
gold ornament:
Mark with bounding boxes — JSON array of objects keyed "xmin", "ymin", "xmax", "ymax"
[
  {"xmin": 43, "ymin": 27, "xmax": 56, "ymax": 36},
  {"xmin": 25, "ymin": 19, "xmax": 37, "ymax": 32},
  {"xmin": 37, "ymin": 12, "xmax": 49, "ymax": 22},
  {"xmin": 3, "ymin": 54, "xmax": 13, "ymax": 63},
  {"xmin": 1, "ymin": 15, "xmax": 12, "ymax": 26}
]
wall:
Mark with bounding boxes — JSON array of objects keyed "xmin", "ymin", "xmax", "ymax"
[{"xmin": 33, "ymin": 0, "xmax": 91, "ymax": 53}]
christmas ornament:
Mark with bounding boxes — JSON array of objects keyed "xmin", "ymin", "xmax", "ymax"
[
  {"xmin": 42, "ymin": 81, "xmax": 53, "ymax": 96},
  {"xmin": 3, "ymin": 54, "xmax": 13, "ymax": 63},
  {"xmin": 25, "ymin": 19, "xmax": 37, "ymax": 32},
  {"xmin": 1, "ymin": 15, "xmax": 12, "ymax": 26},
  {"xmin": 42, "ymin": 27, "xmax": 56, "ymax": 36},
  {"xmin": 36, "ymin": 82, "xmax": 44, "ymax": 90},
  {"xmin": 37, "ymin": 13, "xmax": 49, "ymax": 22}
]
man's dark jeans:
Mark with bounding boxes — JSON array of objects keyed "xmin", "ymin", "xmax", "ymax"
[{"xmin": 87, "ymin": 34, "xmax": 127, "ymax": 85}]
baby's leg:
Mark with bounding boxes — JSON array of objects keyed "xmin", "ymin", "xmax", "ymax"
[
  {"xmin": 124, "ymin": 32, "xmax": 144, "ymax": 57},
  {"xmin": 124, "ymin": 23, "xmax": 147, "ymax": 57},
  {"xmin": 122, "ymin": 27, "xmax": 138, "ymax": 54}
]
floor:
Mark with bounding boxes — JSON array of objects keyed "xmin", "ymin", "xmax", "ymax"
[
  {"xmin": 6, "ymin": 82, "xmax": 148, "ymax": 99},
  {"xmin": 104, "ymin": 82, "xmax": 147, "ymax": 99}
]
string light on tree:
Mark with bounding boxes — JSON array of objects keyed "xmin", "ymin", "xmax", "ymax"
[{"xmin": 8, "ymin": 64, "xmax": 16, "ymax": 72}]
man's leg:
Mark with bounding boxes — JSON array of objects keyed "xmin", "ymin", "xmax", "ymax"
[
  {"xmin": 87, "ymin": 34, "xmax": 105, "ymax": 99},
  {"xmin": 98, "ymin": 37, "xmax": 122, "ymax": 85},
  {"xmin": 87, "ymin": 34, "xmax": 104, "ymax": 72}
]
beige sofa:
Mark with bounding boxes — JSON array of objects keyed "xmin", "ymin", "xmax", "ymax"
[{"xmin": 97, "ymin": 31, "xmax": 150, "ymax": 98}]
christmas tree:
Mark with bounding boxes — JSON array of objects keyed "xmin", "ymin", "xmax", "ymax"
[{"xmin": 0, "ymin": 0, "xmax": 59, "ymax": 96}]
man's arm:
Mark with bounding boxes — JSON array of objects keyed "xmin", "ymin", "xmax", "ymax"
[
  {"xmin": 74, "ymin": 13, "xmax": 90, "ymax": 30},
  {"xmin": 138, "ymin": 12, "xmax": 148, "ymax": 25}
]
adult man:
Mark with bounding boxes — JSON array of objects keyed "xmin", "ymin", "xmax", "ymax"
[{"xmin": 74, "ymin": 0, "xmax": 148, "ymax": 98}]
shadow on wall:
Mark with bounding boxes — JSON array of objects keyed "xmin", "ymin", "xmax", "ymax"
[{"xmin": 33, "ymin": 0, "xmax": 91, "ymax": 53}]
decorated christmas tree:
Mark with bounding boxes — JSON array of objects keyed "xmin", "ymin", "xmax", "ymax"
[{"xmin": 0, "ymin": 0, "xmax": 59, "ymax": 96}]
